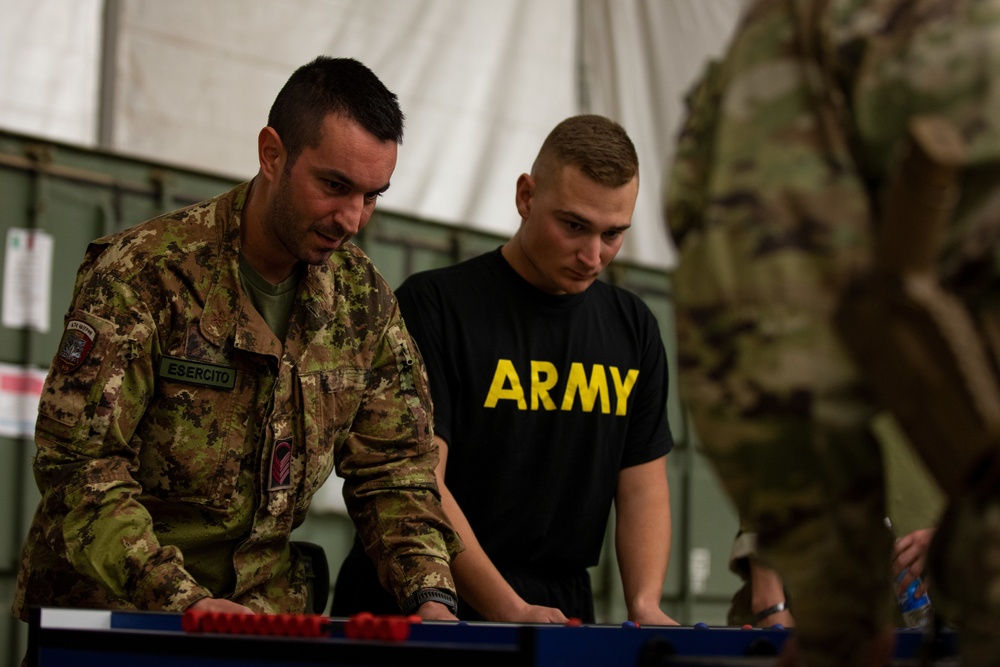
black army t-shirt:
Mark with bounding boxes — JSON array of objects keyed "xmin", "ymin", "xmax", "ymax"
[{"xmin": 396, "ymin": 249, "xmax": 673, "ymax": 573}]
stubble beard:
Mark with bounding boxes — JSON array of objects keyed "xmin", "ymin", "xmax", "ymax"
[{"xmin": 267, "ymin": 174, "xmax": 336, "ymax": 268}]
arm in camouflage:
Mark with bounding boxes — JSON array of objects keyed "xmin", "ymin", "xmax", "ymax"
[
  {"xmin": 29, "ymin": 261, "xmax": 212, "ymax": 612},
  {"xmin": 335, "ymin": 294, "xmax": 463, "ymax": 609}
]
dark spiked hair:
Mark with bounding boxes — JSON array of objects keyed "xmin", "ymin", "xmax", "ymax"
[{"xmin": 267, "ymin": 56, "xmax": 404, "ymax": 166}]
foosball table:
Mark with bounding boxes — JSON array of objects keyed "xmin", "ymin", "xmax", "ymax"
[{"xmin": 25, "ymin": 607, "xmax": 959, "ymax": 666}]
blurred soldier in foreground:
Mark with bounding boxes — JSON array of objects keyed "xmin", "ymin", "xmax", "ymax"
[{"xmin": 667, "ymin": 0, "xmax": 1000, "ymax": 664}]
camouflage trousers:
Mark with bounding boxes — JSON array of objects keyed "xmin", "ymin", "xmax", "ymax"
[
  {"xmin": 690, "ymin": 405, "xmax": 895, "ymax": 665},
  {"xmin": 929, "ymin": 488, "xmax": 1000, "ymax": 665},
  {"xmin": 676, "ymin": 287, "xmax": 897, "ymax": 666},
  {"xmin": 679, "ymin": 297, "xmax": 1000, "ymax": 665}
]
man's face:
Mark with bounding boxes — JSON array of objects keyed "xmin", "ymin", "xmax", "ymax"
[
  {"xmin": 265, "ymin": 113, "xmax": 397, "ymax": 269},
  {"xmin": 513, "ymin": 164, "xmax": 637, "ymax": 295}
]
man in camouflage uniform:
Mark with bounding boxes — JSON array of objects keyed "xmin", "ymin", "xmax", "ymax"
[
  {"xmin": 667, "ymin": 0, "xmax": 1000, "ymax": 664},
  {"xmin": 13, "ymin": 56, "xmax": 462, "ymax": 622}
]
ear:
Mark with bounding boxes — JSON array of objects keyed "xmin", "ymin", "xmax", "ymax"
[
  {"xmin": 258, "ymin": 126, "xmax": 286, "ymax": 183},
  {"xmin": 515, "ymin": 173, "xmax": 534, "ymax": 219}
]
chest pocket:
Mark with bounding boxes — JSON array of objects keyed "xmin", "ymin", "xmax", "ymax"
[
  {"xmin": 298, "ymin": 368, "xmax": 369, "ymax": 498},
  {"xmin": 134, "ymin": 354, "xmax": 241, "ymax": 507}
]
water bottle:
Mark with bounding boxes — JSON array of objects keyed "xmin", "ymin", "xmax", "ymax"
[
  {"xmin": 896, "ymin": 570, "xmax": 932, "ymax": 628},
  {"xmin": 884, "ymin": 517, "xmax": 932, "ymax": 629}
]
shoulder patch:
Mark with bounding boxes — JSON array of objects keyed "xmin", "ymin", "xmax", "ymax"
[{"xmin": 56, "ymin": 320, "xmax": 97, "ymax": 373}]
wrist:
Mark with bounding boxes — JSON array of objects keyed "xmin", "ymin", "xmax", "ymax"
[
  {"xmin": 626, "ymin": 596, "xmax": 663, "ymax": 620},
  {"xmin": 402, "ymin": 588, "xmax": 458, "ymax": 616},
  {"xmin": 754, "ymin": 601, "xmax": 787, "ymax": 622}
]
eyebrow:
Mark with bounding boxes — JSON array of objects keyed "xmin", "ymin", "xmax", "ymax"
[
  {"xmin": 557, "ymin": 209, "xmax": 631, "ymax": 232},
  {"xmin": 316, "ymin": 168, "xmax": 391, "ymax": 195}
]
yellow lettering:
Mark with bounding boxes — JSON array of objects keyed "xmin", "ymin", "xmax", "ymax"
[
  {"xmin": 486, "ymin": 360, "xmax": 638, "ymax": 414},
  {"xmin": 483, "ymin": 359, "xmax": 527, "ymax": 409},
  {"xmin": 561, "ymin": 363, "xmax": 610, "ymax": 413},
  {"xmin": 610, "ymin": 367, "xmax": 639, "ymax": 416},
  {"xmin": 530, "ymin": 361, "xmax": 558, "ymax": 410}
]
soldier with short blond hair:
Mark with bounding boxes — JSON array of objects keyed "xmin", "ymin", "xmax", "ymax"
[{"xmin": 334, "ymin": 114, "xmax": 678, "ymax": 626}]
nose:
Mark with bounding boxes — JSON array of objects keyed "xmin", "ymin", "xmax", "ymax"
[
  {"xmin": 333, "ymin": 194, "xmax": 366, "ymax": 236},
  {"xmin": 577, "ymin": 236, "xmax": 602, "ymax": 270}
]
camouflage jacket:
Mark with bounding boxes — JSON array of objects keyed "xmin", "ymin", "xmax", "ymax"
[
  {"xmin": 667, "ymin": 1, "xmax": 1000, "ymax": 660},
  {"xmin": 667, "ymin": 0, "xmax": 1000, "ymax": 465},
  {"xmin": 13, "ymin": 181, "xmax": 461, "ymax": 619}
]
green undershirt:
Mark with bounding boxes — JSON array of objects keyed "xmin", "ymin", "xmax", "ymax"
[{"xmin": 238, "ymin": 252, "xmax": 301, "ymax": 342}]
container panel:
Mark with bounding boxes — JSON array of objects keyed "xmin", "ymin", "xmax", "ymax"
[{"xmin": 687, "ymin": 452, "xmax": 742, "ymax": 600}]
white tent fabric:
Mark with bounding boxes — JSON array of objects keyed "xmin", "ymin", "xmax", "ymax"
[
  {"xmin": 0, "ymin": 0, "xmax": 102, "ymax": 144},
  {"xmin": 579, "ymin": 0, "xmax": 746, "ymax": 267},
  {"xmin": 0, "ymin": 0, "xmax": 745, "ymax": 270}
]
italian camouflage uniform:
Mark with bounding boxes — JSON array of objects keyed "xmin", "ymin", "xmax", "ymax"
[
  {"xmin": 667, "ymin": 0, "xmax": 1000, "ymax": 664},
  {"xmin": 13, "ymin": 181, "xmax": 462, "ymax": 619}
]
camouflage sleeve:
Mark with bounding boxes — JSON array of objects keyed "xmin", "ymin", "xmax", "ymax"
[
  {"xmin": 33, "ymin": 265, "xmax": 211, "ymax": 611},
  {"xmin": 335, "ymin": 297, "xmax": 463, "ymax": 607}
]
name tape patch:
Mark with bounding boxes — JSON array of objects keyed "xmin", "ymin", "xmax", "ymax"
[{"xmin": 158, "ymin": 356, "xmax": 237, "ymax": 390}]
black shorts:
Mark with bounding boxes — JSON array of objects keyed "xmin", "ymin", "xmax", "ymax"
[{"xmin": 331, "ymin": 536, "xmax": 401, "ymax": 616}]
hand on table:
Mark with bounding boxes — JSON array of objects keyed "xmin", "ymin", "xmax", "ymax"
[
  {"xmin": 189, "ymin": 597, "xmax": 255, "ymax": 614},
  {"xmin": 415, "ymin": 600, "xmax": 459, "ymax": 621},
  {"xmin": 631, "ymin": 607, "xmax": 680, "ymax": 627},
  {"xmin": 503, "ymin": 602, "xmax": 568, "ymax": 624}
]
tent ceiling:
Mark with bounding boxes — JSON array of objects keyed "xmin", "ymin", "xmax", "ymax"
[{"xmin": 0, "ymin": 0, "xmax": 746, "ymax": 269}]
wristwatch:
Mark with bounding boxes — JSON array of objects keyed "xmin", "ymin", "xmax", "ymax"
[
  {"xmin": 754, "ymin": 601, "xmax": 787, "ymax": 622},
  {"xmin": 403, "ymin": 588, "xmax": 458, "ymax": 615}
]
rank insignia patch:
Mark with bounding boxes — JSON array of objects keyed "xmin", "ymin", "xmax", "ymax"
[
  {"xmin": 269, "ymin": 439, "xmax": 292, "ymax": 490},
  {"xmin": 56, "ymin": 320, "xmax": 97, "ymax": 373}
]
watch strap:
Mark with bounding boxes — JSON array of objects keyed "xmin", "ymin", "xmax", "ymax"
[{"xmin": 403, "ymin": 588, "xmax": 458, "ymax": 615}]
